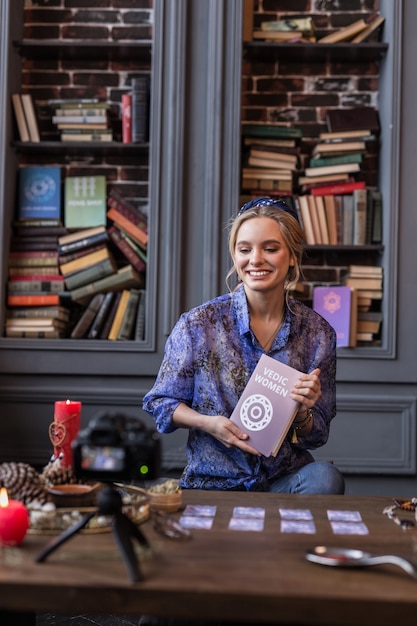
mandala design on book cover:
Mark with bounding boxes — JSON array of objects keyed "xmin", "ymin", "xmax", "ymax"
[
  {"xmin": 240, "ymin": 394, "xmax": 273, "ymax": 431},
  {"xmin": 24, "ymin": 172, "xmax": 57, "ymax": 203},
  {"xmin": 323, "ymin": 290, "xmax": 342, "ymax": 314}
]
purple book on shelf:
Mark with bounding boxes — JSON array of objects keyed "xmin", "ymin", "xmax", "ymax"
[
  {"xmin": 230, "ymin": 354, "xmax": 302, "ymax": 457},
  {"xmin": 313, "ymin": 286, "xmax": 356, "ymax": 348}
]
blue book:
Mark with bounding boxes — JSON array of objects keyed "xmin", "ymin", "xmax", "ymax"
[
  {"xmin": 313, "ymin": 286, "xmax": 357, "ymax": 348},
  {"xmin": 18, "ymin": 166, "xmax": 61, "ymax": 220}
]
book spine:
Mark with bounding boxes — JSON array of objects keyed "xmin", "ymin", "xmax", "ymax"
[
  {"xmin": 5, "ymin": 329, "xmax": 63, "ymax": 339},
  {"xmin": 70, "ymin": 293, "xmax": 105, "ymax": 339},
  {"xmin": 353, "ymin": 188, "xmax": 368, "ymax": 246},
  {"xmin": 6, "ymin": 306, "xmax": 69, "ymax": 320},
  {"xmin": 8, "ymin": 279, "xmax": 64, "ymax": 293},
  {"xmin": 108, "ymin": 289, "xmax": 131, "ymax": 340},
  {"xmin": 87, "ymin": 291, "xmax": 115, "ymax": 339},
  {"xmin": 134, "ymin": 290, "xmax": 146, "ymax": 341},
  {"xmin": 58, "ymin": 243, "xmax": 107, "ymax": 265},
  {"xmin": 69, "ymin": 265, "xmax": 142, "ymax": 303},
  {"xmin": 107, "ymin": 226, "xmax": 146, "ymax": 273},
  {"xmin": 12, "ymin": 94, "xmax": 30, "ymax": 142},
  {"xmin": 59, "ymin": 248, "xmax": 109, "ymax": 276},
  {"xmin": 117, "ymin": 288, "xmax": 141, "ymax": 340},
  {"xmin": 99, "ymin": 292, "xmax": 122, "ymax": 339},
  {"xmin": 311, "ymin": 181, "xmax": 366, "ymax": 196},
  {"xmin": 106, "ymin": 208, "xmax": 148, "ymax": 248},
  {"xmin": 107, "ymin": 198, "xmax": 148, "ymax": 232},
  {"xmin": 7, "ymin": 294, "xmax": 61, "ymax": 306},
  {"xmin": 20, "ymin": 94, "xmax": 40, "ymax": 142},
  {"xmin": 64, "ymin": 258, "xmax": 116, "ymax": 291},
  {"xmin": 57, "ymin": 231, "xmax": 109, "ymax": 256},
  {"xmin": 122, "ymin": 93, "xmax": 132, "ymax": 143},
  {"xmin": 131, "ymin": 76, "xmax": 149, "ymax": 143}
]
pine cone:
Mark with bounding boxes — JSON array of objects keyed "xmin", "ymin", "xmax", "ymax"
[
  {"xmin": 0, "ymin": 462, "xmax": 49, "ymax": 505},
  {"xmin": 40, "ymin": 455, "xmax": 78, "ymax": 488}
]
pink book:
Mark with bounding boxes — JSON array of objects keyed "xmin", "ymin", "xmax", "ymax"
[
  {"xmin": 230, "ymin": 354, "xmax": 302, "ymax": 457},
  {"xmin": 313, "ymin": 285, "xmax": 357, "ymax": 348}
]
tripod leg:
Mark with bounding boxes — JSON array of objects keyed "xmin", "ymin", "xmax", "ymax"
[
  {"xmin": 35, "ymin": 511, "xmax": 96, "ymax": 563},
  {"xmin": 112, "ymin": 512, "xmax": 147, "ymax": 582}
]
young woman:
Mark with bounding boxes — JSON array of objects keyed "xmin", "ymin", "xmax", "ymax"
[{"xmin": 143, "ymin": 197, "xmax": 344, "ymax": 494}]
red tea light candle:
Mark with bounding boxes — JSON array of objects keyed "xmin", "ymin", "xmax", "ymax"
[
  {"xmin": 49, "ymin": 400, "xmax": 82, "ymax": 467},
  {"xmin": 0, "ymin": 487, "xmax": 29, "ymax": 546}
]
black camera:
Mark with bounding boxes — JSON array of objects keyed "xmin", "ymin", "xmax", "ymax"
[{"xmin": 72, "ymin": 411, "xmax": 160, "ymax": 483}]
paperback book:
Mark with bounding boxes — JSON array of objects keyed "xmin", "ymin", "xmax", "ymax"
[
  {"xmin": 18, "ymin": 166, "xmax": 62, "ymax": 221},
  {"xmin": 64, "ymin": 175, "xmax": 107, "ymax": 228},
  {"xmin": 230, "ymin": 354, "xmax": 302, "ymax": 457}
]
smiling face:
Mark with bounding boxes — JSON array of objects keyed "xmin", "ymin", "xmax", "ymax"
[{"xmin": 233, "ymin": 216, "xmax": 294, "ymax": 295}]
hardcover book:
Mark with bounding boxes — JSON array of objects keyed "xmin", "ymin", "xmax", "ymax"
[
  {"xmin": 18, "ymin": 167, "xmax": 62, "ymax": 221},
  {"xmin": 313, "ymin": 286, "xmax": 357, "ymax": 348},
  {"xmin": 64, "ymin": 176, "xmax": 107, "ymax": 228},
  {"xmin": 229, "ymin": 354, "xmax": 302, "ymax": 457}
]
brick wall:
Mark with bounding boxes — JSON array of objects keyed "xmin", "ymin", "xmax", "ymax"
[
  {"xmin": 20, "ymin": 0, "xmax": 153, "ymax": 203},
  {"xmin": 242, "ymin": 1, "xmax": 383, "ymax": 297}
]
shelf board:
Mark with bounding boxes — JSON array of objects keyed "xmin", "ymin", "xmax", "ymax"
[
  {"xmin": 244, "ymin": 41, "xmax": 388, "ymax": 63},
  {"xmin": 13, "ymin": 141, "xmax": 149, "ymax": 156},
  {"xmin": 14, "ymin": 40, "xmax": 152, "ymax": 62}
]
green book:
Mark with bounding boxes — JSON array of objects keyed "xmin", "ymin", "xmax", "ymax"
[
  {"xmin": 242, "ymin": 124, "xmax": 302, "ymax": 140},
  {"xmin": 309, "ymin": 153, "xmax": 363, "ymax": 168},
  {"xmin": 64, "ymin": 175, "xmax": 107, "ymax": 229}
]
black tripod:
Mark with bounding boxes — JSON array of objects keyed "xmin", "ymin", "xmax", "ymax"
[{"xmin": 35, "ymin": 484, "xmax": 150, "ymax": 582}]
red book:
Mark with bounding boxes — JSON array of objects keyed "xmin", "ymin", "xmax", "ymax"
[
  {"xmin": 122, "ymin": 93, "xmax": 132, "ymax": 143},
  {"xmin": 311, "ymin": 180, "xmax": 366, "ymax": 196},
  {"xmin": 9, "ymin": 274, "xmax": 63, "ymax": 281},
  {"xmin": 7, "ymin": 294, "xmax": 61, "ymax": 306},
  {"xmin": 230, "ymin": 354, "xmax": 302, "ymax": 457}
]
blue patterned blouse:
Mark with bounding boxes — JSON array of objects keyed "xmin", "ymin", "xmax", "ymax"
[{"xmin": 143, "ymin": 285, "xmax": 336, "ymax": 491}]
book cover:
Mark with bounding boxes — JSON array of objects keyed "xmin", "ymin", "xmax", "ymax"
[
  {"xmin": 12, "ymin": 94, "xmax": 30, "ymax": 142},
  {"xmin": 323, "ymin": 195, "xmax": 338, "ymax": 245},
  {"xmin": 64, "ymin": 175, "xmax": 107, "ymax": 228},
  {"xmin": 297, "ymin": 195, "xmax": 315, "ymax": 245},
  {"xmin": 57, "ymin": 228, "xmax": 109, "ymax": 256},
  {"xmin": 307, "ymin": 195, "xmax": 322, "ymax": 244},
  {"xmin": 229, "ymin": 354, "xmax": 302, "ymax": 457},
  {"xmin": 18, "ymin": 166, "xmax": 62, "ymax": 221},
  {"xmin": 60, "ymin": 131, "xmax": 113, "ymax": 142},
  {"xmin": 6, "ymin": 306, "xmax": 70, "ymax": 321},
  {"xmin": 7, "ymin": 294, "xmax": 61, "ymax": 307},
  {"xmin": 342, "ymin": 194, "xmax": 354, "ymax": 245},
  {"xmin": 313, "ymin": 286, "xmax": 357, "ymax": 348},
  {"xmin": 8, "ymin": 278, "xmax": 64, "ymax": 293}
]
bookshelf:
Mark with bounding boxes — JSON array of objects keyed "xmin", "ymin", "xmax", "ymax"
[{"xmin": 241, "ymin": 7, "xmax": 394, "ymax": 357}]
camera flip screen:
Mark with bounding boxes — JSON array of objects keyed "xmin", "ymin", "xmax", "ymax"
[{"xmin": 80, "ymin": 444, "xmax": 126, "ymax": 472}]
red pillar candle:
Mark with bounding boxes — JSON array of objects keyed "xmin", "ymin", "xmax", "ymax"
[
  {"xmin": 0, "ymin": 488, "xmax": 29, "ymax": 546},
  {"xmin": 49, "ymin": 400, "xmax": 82, "ymax": 467}
]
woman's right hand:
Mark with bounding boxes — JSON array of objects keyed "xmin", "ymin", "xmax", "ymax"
[{"xmin": 204, "ymin": 415, "xmax": 261, "ymax": 456}]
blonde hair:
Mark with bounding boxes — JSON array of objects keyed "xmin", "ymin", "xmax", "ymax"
[{"xmin": 226, "ymin": 205, "xmax": 304, "ymax": 294}]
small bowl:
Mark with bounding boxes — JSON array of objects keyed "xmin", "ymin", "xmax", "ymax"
[
  {"xmin": 147, "ymin": 490, "xmax": 182, "ymax": 513},
  {"xmin": 48, "ymin": 483, "xmax": 100, "ymax": 508}
]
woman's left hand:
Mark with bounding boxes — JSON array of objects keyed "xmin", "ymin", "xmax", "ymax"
[{"xmin": 290, "ymin": 368, "xmax": 321, "ymax": 413}]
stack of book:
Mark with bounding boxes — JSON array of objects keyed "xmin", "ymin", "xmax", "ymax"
[
  {"xmin": 252, "ymin": 17, "xmax": 316, "ymax": 43},
  {"xmin": 5, "ymin": 165, "xmax": 72, "ymax": 338},
  {"xmin": 317, "ymin": 15, "xmax": 385, "ymax": 44},
  {"xmin": 342, "ymin": 265, "xmax": 383, "ymax": 343},
  {"xmin": 106, "ymin": 189, "xmax": 147, "ymax": 275},
  {"xmin": 241, "ymin": 124, "xmax": 303, "ymax": 195},
  {"xmin": 49, "ymin": 99, "xmax": 112, "ymax": 142}
]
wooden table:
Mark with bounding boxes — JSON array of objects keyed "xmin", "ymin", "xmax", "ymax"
[{"xmin": 1, "ymin": 490, "xmax": 417, "ymax": 625}]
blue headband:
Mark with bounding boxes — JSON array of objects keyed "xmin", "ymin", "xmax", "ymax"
[{"xmin": 237, "ymin": 196, "xmax": 299, "ymax": 223}]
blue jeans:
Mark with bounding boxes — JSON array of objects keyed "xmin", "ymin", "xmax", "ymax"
[{"xmin": 267, "ymin": 461, "xmax": 345, "ymax": 495}]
